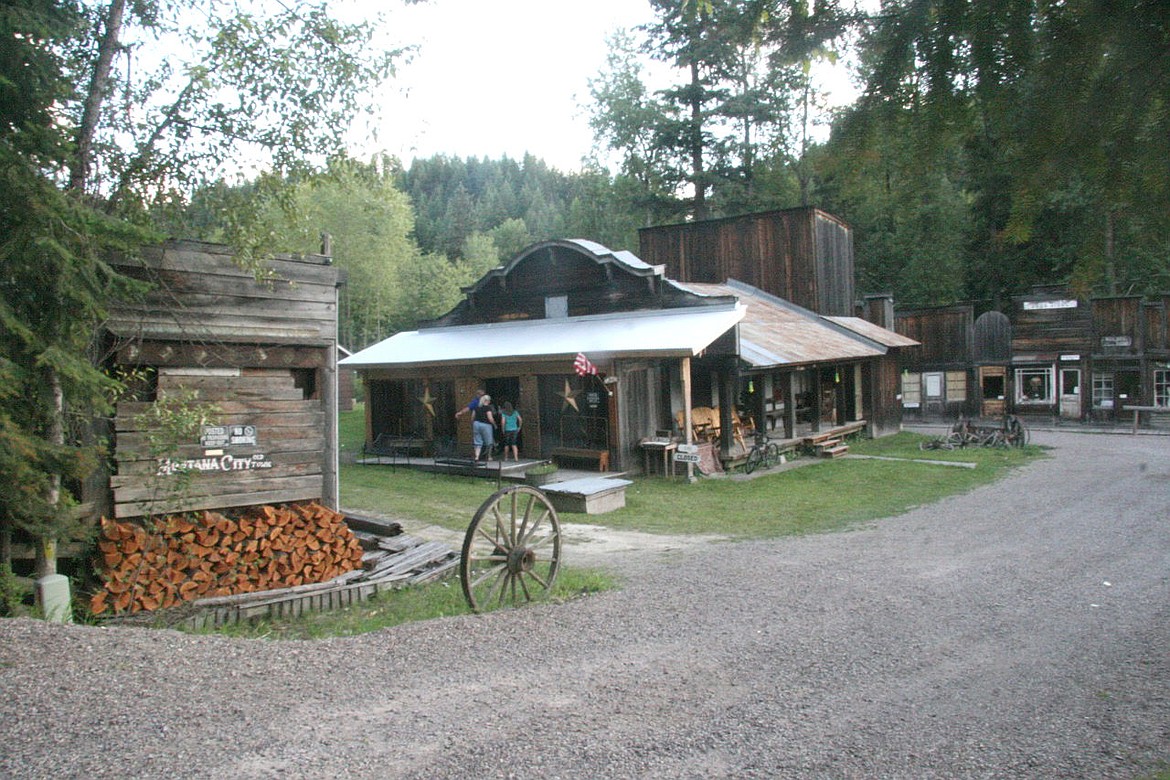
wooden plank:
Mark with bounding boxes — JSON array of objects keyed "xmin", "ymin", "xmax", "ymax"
[
  {"xmin": 117, "ymin": 399, "xmax": 320, "ymax": 419},
  {"xmin": 112, "ymin": 288, "xmax": 337, "ymax": 319},
  {"xmin": 104, "ymin": 313, "xmax": 335, "ymax": 344},
  {"xmin": 112, "ymin": 265, "xmax": 338, "ymax": 304},
  {"xmin": 115, "ymin": 342, "xmax": 328, "ymax": 370},
  {"xmin": 111, "ymin": 467, "xmax": 325, "ymax": 501},
  {"xmin": 111, "ymin": 244, "xmax": 339, "ymax": 286},
  {"xmin": 114, "ymin": 427, "xmax": 324, "ymax": 453},
  {"xmin": 113, "ymin": 478, "xmax": 324, "ymax": 518},
  {"xmin": 112, "ymin": 437, "xmax": 327, "ymax": 467},
  {"xmin": 110, "ymin": 457, "xmax": 323, "ymax": 486},
  {"xmin": 116, "ymin": 410, "xmax": 323, "ymax": 434},
  {"xmin": 155, "ymin": 379, "xmax": 305, "ymax": 402}
]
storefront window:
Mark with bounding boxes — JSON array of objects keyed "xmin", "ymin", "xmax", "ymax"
[
  {"xmin": 1092, "ymin": 373, "xmax": 1114, "ymax": 409},
  {"xmin": 1156, "ymin": 370, "xmax": 1170, "ymax": 407},
  {"xmin": 1015, "ymin": 367, "xmax": 1054, "ymax": 404}
]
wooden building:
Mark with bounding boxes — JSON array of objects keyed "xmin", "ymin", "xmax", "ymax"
[
  {"xmin": 895, "ymin": 305, "xmax": 975, "ymax": 419},
  {"xmin": 102, "ymin": 240, "xmax": 342, "ymax": 519},
  {"xmin": 893, "ymin": 286, "xmax": 1170, "ymax": 423},
  {"xmin": 638, "ymin": 206, "xmax": 856, "ymax": 316},
  {"xmin": 344, "ymin": 238, "xmax": 913, "ymax": 473}
]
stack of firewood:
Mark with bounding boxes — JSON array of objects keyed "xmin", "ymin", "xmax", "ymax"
[{"xmin": 91, "ymin": 502, "xmax": 365, "ymax": 615}]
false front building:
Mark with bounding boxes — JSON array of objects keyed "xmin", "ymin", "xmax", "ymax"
[{"xmin": 343, "ymin": 233, "xmax": 913, "ymax": 474}]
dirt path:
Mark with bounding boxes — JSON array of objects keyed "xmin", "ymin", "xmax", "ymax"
[{"xmin": 1, "ymin": 430, "xmax": 1167, "ymax": 779}]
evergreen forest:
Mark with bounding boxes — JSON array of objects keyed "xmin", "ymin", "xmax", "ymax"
[{"xmin": 2, "ymin": 0, "xmax": 1167, "ymax": 564}]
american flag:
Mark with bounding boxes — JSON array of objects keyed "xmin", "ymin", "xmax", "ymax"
[{"xmin": 573, "ymin": 352, "xmax": 598, "ymax": 377}]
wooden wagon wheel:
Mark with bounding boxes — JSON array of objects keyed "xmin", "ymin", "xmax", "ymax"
[
  {"xmin": 1004, "ymin": 415, "xmax": 1029, "ymax": 447},
  {"xmin": 460, "ymin": 485, "xmax": 562, "ymax": 613}
]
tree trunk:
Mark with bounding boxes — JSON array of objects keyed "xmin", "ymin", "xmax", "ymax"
[
  {"xmin": 35, "ymin": 367, "xmax": 66, "ymax": 578},
  {"xmin": 689, "ymin": 58, "xmax": 708, "ymax": 222},
  {"xmin": 1104, "ymin": 209, "xmax": 1117, "ymax": 295},
  {"xmin": 69, "ymin": 0, "xmax": 127, "ymax": 193}
]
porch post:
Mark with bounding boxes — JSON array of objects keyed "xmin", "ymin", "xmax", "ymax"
[
  {"xmin": 811, "ymin": 369, "xmax": 823, "ymax": 433},
  {"xmin": 681, "ymin": 357, "xmax": 694, "ymax": 482},
  {"xmin": 783, "ymin": 371, "xmax": 796, "ymax": 439},
  {"xmin": 718, "ymin": 358, "xmax": 736, "ymax": 460}
]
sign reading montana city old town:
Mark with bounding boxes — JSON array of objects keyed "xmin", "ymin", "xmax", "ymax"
[{"xmin": 156, "ymin": 424, "xmax": 273, "ymax": 476}]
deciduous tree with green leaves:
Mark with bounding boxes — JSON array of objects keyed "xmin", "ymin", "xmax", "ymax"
[{"xmin": 1, "ymin": 0, "xmax": 408, "ymax": 580}]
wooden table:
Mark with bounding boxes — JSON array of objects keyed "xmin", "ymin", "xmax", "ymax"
[
  {"xmin": 640, "ymin": 439, "xmax": 677, "ymax": 477},
  {"xmin": 1123, "ymin": 405, "xmax": 1170, "ymax": 433}
]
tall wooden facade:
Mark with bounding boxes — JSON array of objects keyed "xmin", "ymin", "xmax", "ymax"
[
  {"xmin": 638, "ymin": 207, "xmax": 856, "ymax": 317},
  {"xmin": 101, "ymin": 240, "xmax": 341, "ymax": 519},
  {"xmin": 895, "ymin": 286, "xmax": 1170, "ymax": 422}
]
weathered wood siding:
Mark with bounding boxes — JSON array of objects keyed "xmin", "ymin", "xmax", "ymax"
[
  {"xmin": 973, "ymin": 311, "xmax": 1011, "ymax": 363},
  {"xmin": 638, "ymin": 207, "xmax": 855, "ymax": 316},
  {"xmin": 1146, "ymin": 297, "xmax": 1169, "ymax": 353},
  {"xmin": 432, "ymin": 242, "xmax": 706, "ymax": 327},
  {"xmin": 865, "ymin": 354, "xmax": 904, "ymax": 437},
  {"xmin": 107, "ymin": 241, "xmax": 338, "ymax": 346},
  {"xmin": 1092, "ymin": 296, "xmax": 1144, "ymax": 356},
  {"xmin": 895, "ymin": 306, "xmax": 973, "ymax": 370},
  {"xmin": 1011, "ymin": 294, "xmax": 1092, "ymax": 359},
  {"xmin": 106, "ymin": 240, "xmax": 340, "ymax": 519}
]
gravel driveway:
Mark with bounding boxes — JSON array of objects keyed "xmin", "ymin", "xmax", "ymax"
[{"xmin": 2, "ymin": 430, "xmax": 1168, "ymax": 779}]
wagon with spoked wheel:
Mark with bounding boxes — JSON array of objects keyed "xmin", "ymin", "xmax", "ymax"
[{"xmin": 920, "ymin": 415, "xmax": 1030, "ymax": 450}]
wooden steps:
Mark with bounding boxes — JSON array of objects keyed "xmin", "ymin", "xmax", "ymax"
[
  {"xmin": 815, "ymin": 438, "xmax": 849, "ymax": 458},
  {"xmin": 802, "ymin": 425, "xmax": 865, "ymax": 459}
]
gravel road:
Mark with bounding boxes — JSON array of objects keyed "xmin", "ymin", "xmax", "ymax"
[{"xmin": 2, "ymin": 430, "xmax": 1168, "ymax": 779}]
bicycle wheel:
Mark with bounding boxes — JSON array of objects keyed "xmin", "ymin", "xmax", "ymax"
[
  {"xmin": 744, "ymin": 446, "xmax": 763, "ymax": 474},
  {"xmin": 765, "ymin": 443, "xmax": 782, "ymax": 467}
]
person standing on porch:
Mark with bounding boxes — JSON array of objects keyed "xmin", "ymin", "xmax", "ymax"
[
  {"xmin": 472, "ymin": 394, "xmax": 496, "ymax": 461},
  {"xmin": 499, "ymin": 401, "xmax": 523, "ymax": 461},
  {"xmin": 455, "ymin": 388, "xmax": 485, "ymax": 420}
]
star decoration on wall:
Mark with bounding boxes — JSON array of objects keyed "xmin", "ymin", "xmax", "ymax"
[
  {"xmin": 559, "ymin": 379, "xmax": 579, "ymax": 412},
  {"xmin": 418, "ymin": 386, "xmax": 435, "ymax": 417}
]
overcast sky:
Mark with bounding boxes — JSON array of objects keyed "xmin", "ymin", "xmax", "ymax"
[{"xmin": 351, "ymin": 0, "xmax": 862, "ymax": 172}]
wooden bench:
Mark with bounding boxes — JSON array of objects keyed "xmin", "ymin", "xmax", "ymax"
[
  {"xmin": 361, "ymin": 434, "xmax": 429, "ymax": 467},
  {"xmin": 551, "ymin": 447, "xmax": 610, "ymax": 472}
]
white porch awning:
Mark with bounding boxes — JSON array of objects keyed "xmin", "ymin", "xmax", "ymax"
[{"xmin": 341, "ymin": 304, "xmax": 745, "ymax": 370}]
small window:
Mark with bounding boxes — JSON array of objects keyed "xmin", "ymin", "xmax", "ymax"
[
  {"xmin": 545, "ymin": 295, "xmax": 568, "ymax": 319},
  {"xmin": 902, "ymin": 372, "xmax": 921, "ymax": 408},
  {"xmin": 945, "ymin": 371, "xmax": 967, "ymax": 402},
  {"xmin": 1155, "ymin": 370, "xmax": 1170, "ymax": 407},
  {"xmin": 982, "ymin": 373, "xmax": 1005, "ymax": 400},
  {"xmin": 1015, "ymin": 367, "xmax": 1054, "ymax": 404},
  {"xmin": 1092, "ymin": 373, "xmax": 1114, "ymax": 409}
]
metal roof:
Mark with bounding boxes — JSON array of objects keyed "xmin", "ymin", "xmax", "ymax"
[
  {"xmin": 825, "ymin": 316, "xmax": 919, "ymax": 348},
  {"xmin": 676, "ymin": 281, "xmax": 905, "ymax": 369},
  {"xmin": 341, "ymin": 304, "xmax": 745, "ymax": 370}
]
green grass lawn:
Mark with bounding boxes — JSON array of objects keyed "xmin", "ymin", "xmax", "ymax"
[
  {"xmin": 341, "ymin": 403, "xmax": 1041, "ymax": 540},
  {"xmin": 197, "ymin": 408, "xmax": 1041, "ymax": 639}
]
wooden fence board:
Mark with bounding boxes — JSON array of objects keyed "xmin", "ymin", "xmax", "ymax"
[{"xmin": 113, "ymin": 478, "xmax": 324, "ymax": 518}]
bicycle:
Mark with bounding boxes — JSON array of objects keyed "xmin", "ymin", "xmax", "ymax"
[{"xmin": 743, "ymin": 432, "xmax": 783, "ymax": 474}]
